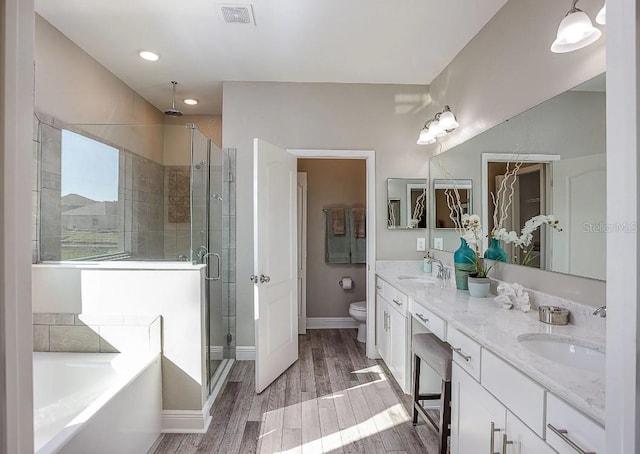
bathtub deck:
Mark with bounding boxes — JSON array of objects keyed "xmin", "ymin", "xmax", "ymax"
[{"xmin": 153, "ymin": 328, "xmax": 439, "ymax": 453}]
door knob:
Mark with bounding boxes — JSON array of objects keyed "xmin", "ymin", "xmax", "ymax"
[
  {"xmin": 250, "ymin": 275, "xmax": 259, "ymax": 283},
  {"xmin": 260, "ymin": 274, "xmax": 271, "ymax": 283}
]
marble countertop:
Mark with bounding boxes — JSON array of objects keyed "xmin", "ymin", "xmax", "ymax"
[{"xmin": 376, "ymin": 260, "xmax": 605, "ymax": 426}]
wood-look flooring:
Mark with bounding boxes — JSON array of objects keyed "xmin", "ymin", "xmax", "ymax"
[{"xmin": 153, "ymin": 329, "xmax": 439, "ymax": 453}]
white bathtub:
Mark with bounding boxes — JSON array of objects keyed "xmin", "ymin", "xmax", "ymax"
[{"xmin": 33, "ymin": 352, "xmax": 162, "ymax": 454}]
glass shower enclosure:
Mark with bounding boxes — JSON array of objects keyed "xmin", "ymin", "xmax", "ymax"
[
  {"xmin": 190, "ymin": 126, "xmax": 232, "ymax": 391},
  {"xmin": 35, "ymin": 117, "xmax": 233, "ymax": 394}
]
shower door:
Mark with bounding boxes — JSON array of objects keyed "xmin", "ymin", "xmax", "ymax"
[{"xmin": 190, "ymin": 128, "xmax": 227, "ymax": 392}]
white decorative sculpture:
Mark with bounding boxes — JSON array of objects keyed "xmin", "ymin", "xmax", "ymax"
[{"xmin": 496, "ymin": 282, "xmax": 530, "ymax": 312}]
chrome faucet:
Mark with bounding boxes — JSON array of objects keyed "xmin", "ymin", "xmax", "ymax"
[
  {"xmin": 429, "ymin": 258, "xmax": 451, "ymax": 281},
  {"xmin": 592, "ymin": 305, "xmax": 607, "ymax": 318}
]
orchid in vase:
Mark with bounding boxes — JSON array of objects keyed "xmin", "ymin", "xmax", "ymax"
[
  {"xmin": 461, "ymin": 214, "xmax": 496, "ymax": 278},
  {"xmin": 461, "ymin": 214, "xmax": 495, "ymax": 297},
  {"xmin": 493, "ymin": 215, "xmax": 563, "ymax": 266}
]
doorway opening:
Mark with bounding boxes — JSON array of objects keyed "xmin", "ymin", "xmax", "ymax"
[
  {"xmin": 296, "ymin": 159, "xmax": 367, "ymax": 341},
  {"xmin": 287, "ymin": 149, "xmax": 378, "ymax": 358}
]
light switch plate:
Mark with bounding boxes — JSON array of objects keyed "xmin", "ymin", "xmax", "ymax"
[
  {"xmin": 434, "ymin": 238, "xmax": 444, "ymax": 250},
  {"xmin": 417, "ymin": 237, "xmax": 426, "ymax": 252}
]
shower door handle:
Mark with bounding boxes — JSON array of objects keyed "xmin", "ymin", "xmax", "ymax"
[
  {"xmin": 260, "ymin": 274, "xmax": 271, "ymax": 283},
  {"xmin": 204, "ymin": 252, "xmax": 221, "ymax": 281}
]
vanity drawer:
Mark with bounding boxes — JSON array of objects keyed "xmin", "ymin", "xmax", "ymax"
[
  {"xmin": 409, "ymin": 298, "xmax": 446, "ymax": 341},
  {"xmin": 447, "ymin": 327, "xmax": 481, "ymax": 381},
  {"xmin": 546, "ymin": 393, "xmax": 605, "ymax": 454},
  {"xmin": 481, "ymin": 349, "xmax": 545, "ymax": 437},
  {"xmin": 383, "ymin": 284, "xmax": 407, "ymax": 314},
  {"xmin": 376, "ymin": 278, "xmax": 385, "ymax": 296}
]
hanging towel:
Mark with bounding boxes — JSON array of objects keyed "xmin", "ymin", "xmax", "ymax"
[
  {"xmin": 349, "ymin": 209, "xmax": 367, "ymax": 264},
  {"xmin": 331, "ymin": 208, "xmax": 346, "ymax": 235},
  {"xmin": 352, "ymin": 207, "xmax": 366, "ymax": 239},
  {"xmin": 326, "ymin": 209, "xmax": 351, "ymax": 264}
]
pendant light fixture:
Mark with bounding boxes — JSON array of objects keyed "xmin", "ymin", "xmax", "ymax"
[
  {"xmin": 551, "ymin": 0, "xmax": 602, "ymax": 53},
  {"xmin": 596, "ymin": 2, "xmax": 606, "ymax": 25},
  {"xmin": 416, "ymin": 105, "xmax": 459, "ymax": 145}
]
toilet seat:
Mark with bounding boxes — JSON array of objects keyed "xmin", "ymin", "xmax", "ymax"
[{"xmin": 350, "ymin": 301, "xmax": 366, "ymax": 313}]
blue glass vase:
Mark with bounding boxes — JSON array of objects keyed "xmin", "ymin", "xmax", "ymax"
[
  {"xmin": 484, "ymin": 237, "xmax": 509, "ymax": 263},
  {"xmin": 454, "ymin": 238, "xmax": 476, "ymax": 291}
]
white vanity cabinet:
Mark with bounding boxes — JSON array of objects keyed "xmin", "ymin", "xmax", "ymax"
[
  {"xmin": 451, "ymin": 363, "xmax": 556, "ymax": 454},
  {"xmin": 375, "ymin": 278, "xmax": 410, "ymax": 393}
]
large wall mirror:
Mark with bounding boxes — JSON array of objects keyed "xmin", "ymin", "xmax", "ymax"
[
  {"xmin": 387, "ymin": 178, "xmax": 427, "ymax": 229},
  {"xmin": 429, "ymin": 73, "xmax": 606, "ymax": 281}
]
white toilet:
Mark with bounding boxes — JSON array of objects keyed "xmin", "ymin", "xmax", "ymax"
[{"xmin": 349, "ymin": 301, "xmax": 367, "ymax": 343}]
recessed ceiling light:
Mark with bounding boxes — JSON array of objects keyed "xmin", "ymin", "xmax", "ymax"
[
  {"xmin": 184, "ymin": 99, "xmax": 198, "ymax": 105},
  {"xmin": 138, "ymin": 51, "xmax": 159, "ymax": 62}
]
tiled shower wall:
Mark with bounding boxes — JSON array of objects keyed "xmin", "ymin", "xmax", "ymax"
[{"xmin": 163, "ymin": 166, "xmax": 192, "ymax": 260}]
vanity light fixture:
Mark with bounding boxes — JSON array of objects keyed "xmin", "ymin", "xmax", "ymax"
[
  {"xmin": 184, "ymin": 99, "xmax": 198, "ymax": 105},
  {"xmin": 416, "ymin": 105, "xmax": 459, "ymax": 145},
  {"xmin": 138, "ymin": 50, "xmax": 159, "ymax": 62},
  {"xmin": 551, "ymin": 0, "xmax": 602, "ymax": 53},
  {"xmin": 596, "ymin": 2, "xmax": 606, "ymax": 25}
]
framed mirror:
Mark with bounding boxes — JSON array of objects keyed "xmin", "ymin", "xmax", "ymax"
[
  {"xmin": 433, "ymin": 179, "xmax": 472, "ymax": 229},
  {"xmin": 386, "ymin": 178, "xmax": 427, "ymax": 229},
  {"xmin": 429, "ymin": 72, "xmax": 606, "ymax": 281}
]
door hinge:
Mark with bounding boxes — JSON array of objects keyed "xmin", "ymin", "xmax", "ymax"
[{"xmin": 226, "ymin": 333, "xmax": 233, "ymax": 345}]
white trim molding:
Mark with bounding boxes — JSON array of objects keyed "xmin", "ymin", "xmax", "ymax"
[
  {"xmin": 236, "ymin": 346, "xmax": 256, "ymax": 361},
  {"xmin": 306, "ymin": 317, "xmax": 358, "ymax": 329},
  {"xmin": 208, "ymin": 346, "xmax": 224, "ymax": 361},
  {"xmin": 287, "ymin": 149, "xmax": 377, "ymax": 359},
  {"xmin": 162, "ymin": 410, "xmax": 211, "ymax": 434}
]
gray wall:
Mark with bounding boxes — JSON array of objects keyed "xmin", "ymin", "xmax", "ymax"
[
  {"xmin": 223, "ymin": 82, "xmax": 431, "ymax": 346},
  {"xmin": 298, "ymin": 159, "xmax": 367, "ymax": 318},
  {"xmin": 426, "ymin": 0, "xmax": 606, "ymax": 154}
]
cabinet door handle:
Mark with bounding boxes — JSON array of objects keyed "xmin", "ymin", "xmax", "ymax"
[
  {"xmin": 453, "ymin": 347, "xmax": 471, "ymax": 362},
  {"xmin": 376, "ymin": 285, "xmax": 382, "ymax": 290},
  {"xmin": 547, "ymin": 424, "xmax": 596, "ymax": 454},
  {"xmin": 502, "ymin": 434, "xmax": 513, "ymax": 453},
  {"xmin": 386, "ymin": 312, "xmax": 390, "ymax": 331},
  {"xmin": 415, "ymin": 313, "xmax": 429, "ymax": 323},
  {"xmin": 489, "ymin": 422, "xmax": 500, "ymax": 454},
  {"xmin": 392, "ymin": 298, "xmax": 401, "ymax": 306}
]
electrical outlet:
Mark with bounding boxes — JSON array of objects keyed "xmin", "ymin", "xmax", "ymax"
[
  {"xmin": 416, "ymin": 237, "xmax": 426, "ymax": 252},
  {"xmin": 434, "ymin": 237, "xmax": 444, "ymax": 250}
]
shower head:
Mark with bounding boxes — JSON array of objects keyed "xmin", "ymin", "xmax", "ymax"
[{"xmin": 164, "ymin": 81, "xmax": 183, "ymax": 117}]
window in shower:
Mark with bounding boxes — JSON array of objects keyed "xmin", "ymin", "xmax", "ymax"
[{"xmin": 40, "ymin": 129, "xmax": 123, "ymax": 261}]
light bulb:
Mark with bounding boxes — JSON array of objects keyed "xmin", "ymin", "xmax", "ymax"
[
  {"xmin": 438, "ymin": 109, "xmax": 459, "ymax": 131},
  {"xmin": 138, "ymin": 50, "xmax": 159, "ymax": 62},
  {"xmin": 417, "ymin": 128, "xmax": 435, "ymax": 145},
  {"xmin": 551, "ymin": 8, "xmax": 601, "ymax": 53}
]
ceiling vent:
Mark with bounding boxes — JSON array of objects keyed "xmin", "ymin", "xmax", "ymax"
[{"xmin": 219, "ymin": 4, "xmax": 255, "ymax": 25}]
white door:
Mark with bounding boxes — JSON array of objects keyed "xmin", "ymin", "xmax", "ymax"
[
  {"xmin": 296, "ymin": 172, "xmax": 307, "ymax": 334},
  {"xmin": 253, "ymin": 138, "xmax": 299, "ymax": 393},
  {"xmin": 551, "ymin": 154, "xmax": 606, "ymax": 280}
]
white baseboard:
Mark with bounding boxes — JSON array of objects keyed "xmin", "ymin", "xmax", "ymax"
[
  {"xmin": 236, "ymin": 346, "xmax": 256, "ymax": 360},
  {"xmin": 208, "ymin": 345, "xmax": 223, "ymax": 361},
  {"xmin": 161, "ymin": 359, "xmax": 234, "ymax": 433},
  {"xmin": 161, "ymin": 409, "xmax": 212, "ymax": 434},
  {"xmin": 306, "ymin": 317, "xmax": 358, "ymax": 329}
]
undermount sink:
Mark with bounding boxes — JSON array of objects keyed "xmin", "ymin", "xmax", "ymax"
[
  {"xmin": 517, "ymin": 333, "xmax": 605, "ymax": 374},
  {"xmin": 396, "ymin": 275, "xmax": 437, "ymax": 284}
]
